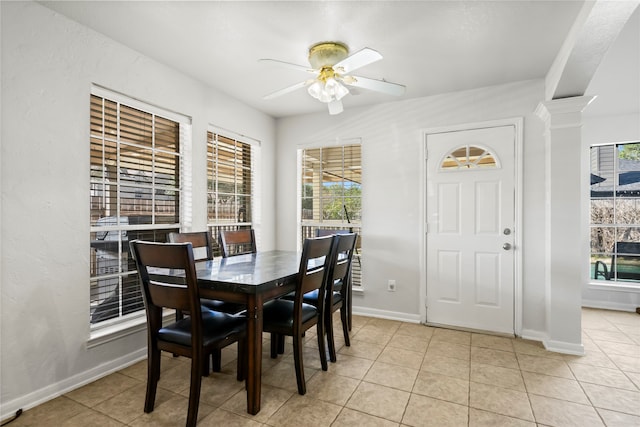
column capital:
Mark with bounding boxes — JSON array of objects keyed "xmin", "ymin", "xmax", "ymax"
[{"xmin": 535, "ymin": 96, "xmax": 596, "ymax": 129}]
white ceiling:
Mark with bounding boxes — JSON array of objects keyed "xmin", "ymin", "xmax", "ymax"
[
  {"xmin": 585, "ymin": 6, "xmax": 640, "ymax": 117},
  {"xmin": 40, "ymin": 1, "xmax": 588, "ymax": 118}
]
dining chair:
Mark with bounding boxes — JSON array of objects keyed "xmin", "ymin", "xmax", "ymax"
[
  {"xmin": 305, "ymin": 232, "xmax": 357, "ymax": 362},
  {"xmin": 315, "ymin": 228, "xmax": 355, "ymax": 332},
  {"xmin": 168, "ymin": 231, "xmax": 246, "ymax": 371},
  {"xmin": 219, "ymin": 229, "xmax": 257, "ymax": 258},
  {"xmin": 262, "ymin": 235, "xmax": 334, "ymax": 395},
  {"xmin": 129, "ymin": 240, "xmax": 246, "ymax": 427}
]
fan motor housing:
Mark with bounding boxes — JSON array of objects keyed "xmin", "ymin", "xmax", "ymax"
[{"xmin": 308, "ymin": 42, "xmax": 349, "ymax": 69}]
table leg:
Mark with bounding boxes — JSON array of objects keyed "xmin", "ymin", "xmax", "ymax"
[{"xmin": 246, "ymin": 294, "xmax": 263, "ymax": 415}]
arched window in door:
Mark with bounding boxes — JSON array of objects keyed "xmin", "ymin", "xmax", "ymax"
[{"xmin": 440, "ymin": 145, "xmax": 499, "ymax": 170}]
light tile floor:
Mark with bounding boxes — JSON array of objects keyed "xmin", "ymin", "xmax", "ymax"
[{"xmin": 10, "ymin": 308, "xmax": 640, "ymax": 426}]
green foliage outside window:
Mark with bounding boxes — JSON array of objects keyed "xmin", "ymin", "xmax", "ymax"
[{"xmin": 619, "ymin": 144, "xmax": 640, "ymax": 161}]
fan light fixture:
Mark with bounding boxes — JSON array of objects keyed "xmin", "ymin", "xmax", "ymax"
[
  {"xmin": 307, "ymin": 74, "xmax": 349, "ymax": 103},
  {"xmin": 306, "ymin": 42, "xmax": 350, "ymax": 105},
  {"xmin": 260, "ymin": 41, "xmax": 405, "ymax": 115}
]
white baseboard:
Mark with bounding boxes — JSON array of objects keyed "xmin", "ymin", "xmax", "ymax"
[
  {"xmin": 582, "ymin": 299, "xmax": 639, "ymax": 312},
  {"xmin": 352, "ymin": 306, "xmax": 421, "ymax": 323},
  {"xmin": 520, "ymin": 328, "xmax": 547, "ymax": 342},
  {"xmin": 520, "ymin": 328, "xmax": 585, "ymax": 355},
  {"xmin": 543, "ymin": 339, "xmax": 585, "ymax": 356},
  {"xmin": 0, "ymin": 349, "xmax": 146, "ymax": 423}
]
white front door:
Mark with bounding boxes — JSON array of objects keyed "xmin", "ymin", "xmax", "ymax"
[{"xmin": 426, "ymin": 125, "xmax": 515, "ymax": 334}]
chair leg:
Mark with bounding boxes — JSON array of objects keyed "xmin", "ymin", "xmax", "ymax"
[
  {"xmin": 202, "ymin": 353, "xmax": 210, "ymax": 377},
  {"xmin": 340, "ymin": 305, "xmax": 350, "ymax": 347},
  {"xmin": 144, "ymin": 346, "xmax": 161, "ymax": 413},
  {"xmin": 292, "ymin": 332, "xmax": 306, "ymax": 395},
  {"xmin": 325, "ymin": 309, "xmax": 337, "ymax": 363},
  {"xmin": 270, "ymin": 333, "xmax": 279, "ymax": 358},
  {"xmin": 277, "ymin": 334, "xmax": 285, "ymax": 354},
  {"xmin": 187, "ymin": 354, "xmax": 203, "ymax": 427},
  {"xmin": 236, "ymin": 339, "xmax": 246, "ymax": 382},
  {"xmin": 155, "ymin": 349, "xmax": 162, "ymax": 379},
  {"xmin": 211, "ymin": 349, "xmax": 222, "ymax": 372},
  {"xmin": 316, "ymin": 320, "xmax": 328, "ymax": 372}
]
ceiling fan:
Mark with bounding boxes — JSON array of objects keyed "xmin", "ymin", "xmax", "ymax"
[{"xmin": 260, "ymin": 41, "xmax": 406, "ymax": 115}]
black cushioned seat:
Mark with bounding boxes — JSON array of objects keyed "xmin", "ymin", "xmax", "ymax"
[
  {"xmin": 159, "ymin": 311, "xmax": 245, "ymax": 347},
  {"xmin": 262, "ymin": 300, "xmax": 318, "ymax": 330},
  {"xmin": 302, "ymin": 289, "xmax": 342, "ymax": 306}
]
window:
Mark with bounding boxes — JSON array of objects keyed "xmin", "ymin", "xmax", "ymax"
[
  {"xmin": 590, "ymin": 142, "xmax": 640, "ymax": 284},
  {"xmin": 207, "ymin": 129, "xmax": 260, "ymax": 256},
  {"xmin": 440, "ymin": 145, "xmax": 498, "ymax": 170},
  {"xmin": 89, "ymin": 87, "xmax": 191, "ymax": 327},
  {"xmin": 299, "ymin": 142, "xmax": 362, "ymax": 287}
]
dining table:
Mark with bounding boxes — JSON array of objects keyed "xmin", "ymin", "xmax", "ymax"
[{"xmin": 153, "ymin": 250, "xmax": 301, "ymax": 415}]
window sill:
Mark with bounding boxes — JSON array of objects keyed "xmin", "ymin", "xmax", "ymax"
[
  {"xmin": 87, "ymin": 309, "xmax": 175, "ymax": 349},
  {"xmin": 587, "ymin": 281, "xmax": 640, "ymax": 293}
]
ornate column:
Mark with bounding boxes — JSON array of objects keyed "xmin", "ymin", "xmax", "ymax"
[{"xmin": 535, "ymin": 95, "xmax": 594, "ymax": 355}]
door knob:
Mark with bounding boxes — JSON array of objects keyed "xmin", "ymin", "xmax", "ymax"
[{"xmin": 503, "ymin": 243, "xmax": 512, "ymax": 250}]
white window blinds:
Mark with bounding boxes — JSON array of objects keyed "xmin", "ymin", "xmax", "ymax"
[
  {"xmin": 207, "ymin": 128, "xmax": 260, "ymax": 256},
  {"xmin": 89, "ymin": 86, "xmax": 191, "ymax": 327}
]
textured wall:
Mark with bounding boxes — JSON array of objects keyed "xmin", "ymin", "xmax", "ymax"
[{"xmin": 1, "ymin": 1, "xmax": 276, "ymax": 415}]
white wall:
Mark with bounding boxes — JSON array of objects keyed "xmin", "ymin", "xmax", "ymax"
[
  {"xmin": 0, "ymin": 1, "xmax": 276, "ymax": 415},
  {"xmin": 275, "ymin": 79, "xmax": 549, "ymax": 333}
]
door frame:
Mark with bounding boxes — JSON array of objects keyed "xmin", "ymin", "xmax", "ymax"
[{"xmin": 419, "ymin": 117, "xmax": 524, "ymax": 336}]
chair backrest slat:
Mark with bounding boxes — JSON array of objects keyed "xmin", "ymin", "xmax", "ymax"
[
  {"xmin": 219, "ymin": 229, "xmax": 257, "ymax": 258},
  {"xmin": 316, "ymin": 228, "xmax": 350, "ymax": 237},
  {"xmin": 147, "ymin": 280, "xmax": 191, "ymax": 312},
  {"xmin": 130, "ymin": 241, "xmax": 202, "ymax": 325},
  {"xmin": 168, "ymin": 231, "xmax": 213, "ymax": 262}
]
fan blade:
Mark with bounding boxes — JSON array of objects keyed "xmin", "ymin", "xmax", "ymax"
[
  {"xmin": 263, "ymin": 80, "xmax": 313, "ymax": 100},
  {"xmin": 328, "ymin": 99, "xmax": 343, "ymax": 115},
  {"xmin": 343, "ymin": 75, "xmax": 405, "ymax": 96},
  {"xmin": 259, "ymin": 59, "xmax": 316, "ymax": 74},
  {"xmin": 333, "ymin": 48, "xmax": 383, "ymax": 74}
]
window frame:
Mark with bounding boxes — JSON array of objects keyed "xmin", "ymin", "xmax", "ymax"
[
  {"xmin": 89, "ymin": 85, "xmax": 191, "ymax": 334},
  {"xmin": 298, "ymin": 139, "xmax": 363, "ymax": 288},
  {"xmin": 589, "ymin": 141, "xmax": 640, "ymax": 289},
  {"xmin": 206, "ymin": 126, "xmax": 261, "ymax": 257}
]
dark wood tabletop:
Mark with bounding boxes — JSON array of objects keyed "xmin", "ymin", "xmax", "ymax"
[{"xmin": 195, "ymin": 250, "xmax": 301, "ymax": 293}]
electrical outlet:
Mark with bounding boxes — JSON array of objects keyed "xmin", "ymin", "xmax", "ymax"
[{"xmin": 387, "ymin": 279, "xmax": 396, "ymax": 292}]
